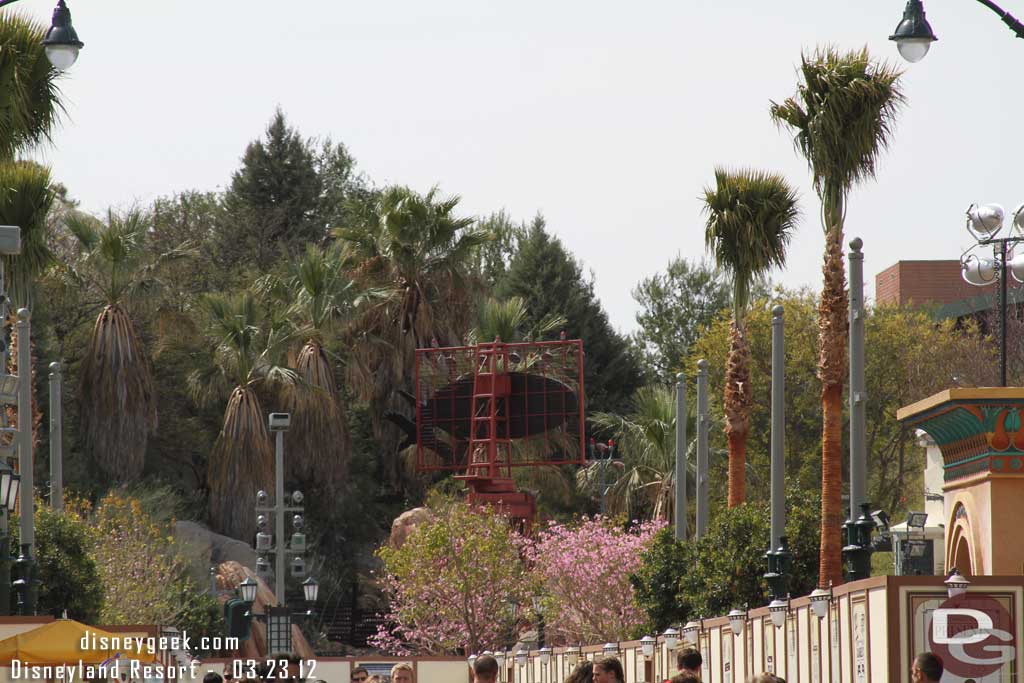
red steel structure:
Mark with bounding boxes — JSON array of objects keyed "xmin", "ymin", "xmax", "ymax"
[{"xmin": 415, "ymin": 338, "xmax": 585, "ymax": 529}]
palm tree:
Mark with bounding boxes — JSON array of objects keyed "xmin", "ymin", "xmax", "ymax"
[
  {"xmin": 63, "ymin": 208, "xmax": 191, "ymax": 483},
  {"xmin": 770, "ymin": 46, "xmax": 904, "ymax": 587},
  {"xmin": 469, "ymin": 296, "xmax": 566, "ymax": 345},
  {"xmin": 332, "ymin": 185, "xmax": 491, "ymax": 487},
  {"xmin": 702, "ymin": 168, "xmax": 799, "ymax": 508},
  {"xmin": 187, "ymin": 292, "xmax": 298, "ymax": 540},
  {"xmin": 0, "ymin": 12, "xmax": 64, "ymax": 160},
  {"xmin": 0, "ymin": 161, "xmax": 55, "ymax": 451},
  {"xmin": 579, "ymin": 385, "xmax": 692, "ymax": 520},
  {"xmin": 259, "ymin": 243, "xmax": 354, "ymax": 494}
]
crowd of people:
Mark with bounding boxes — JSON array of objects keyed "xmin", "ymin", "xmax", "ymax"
[{"xmin": 307, "ymin": 647, "xmax": 949, "ymax": 683}]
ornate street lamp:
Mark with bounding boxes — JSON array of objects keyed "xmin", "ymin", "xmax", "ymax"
[
  {"xmin": 727, "ymin": 609, "xmax": 746, "ymax": 637},
  {"xmin": 945, "ymin": 569, "xmax": 970, "ymax": 598},
  {"xmin": 239, "ymin": 576, "xmax": 258, "ymax": 604},
  {"xmin": 890, "ymin": 0, "xmax": 1024, "ymax": 63},
  {"xmin": 662, "ymin": 627, "xmax": 679, "ymax": 651},
  {"xmin": 0, "ymin": 0, "xmax": 84, "ymax": 70}
]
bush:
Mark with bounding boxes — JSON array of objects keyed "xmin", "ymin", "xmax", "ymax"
[
  {"xmin": 631, "ymin": 489, "xmax": 821, "ymax": 626},
  {"xmin": 12, "ymin": 502, "xmax": 104, "ymax": 621}
]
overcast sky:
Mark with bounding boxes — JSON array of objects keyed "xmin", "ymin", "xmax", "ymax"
[{"xmin": 20, "ymin": 0, "xmax": 1024, "ymax": 333}]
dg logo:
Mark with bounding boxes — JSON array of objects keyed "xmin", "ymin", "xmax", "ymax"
[{"xmin": 928, "ymin": 593, "xmax": 1016, "ymax": 679}]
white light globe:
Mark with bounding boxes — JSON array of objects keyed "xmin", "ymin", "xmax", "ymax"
[
  {"xmin": 967, "ymin": 203, "xmax": 1005, "ymax": 238},
  {"xmin": 45, "ymin": 44, "xmax": 79, "ymax": 71},
  {"xmin": 896, "ymin": 38, "xmax": 931, "ymax": 63},
  {"xmin": 961, "ymin": 256, "xmax": 997, "ymax": 286}
]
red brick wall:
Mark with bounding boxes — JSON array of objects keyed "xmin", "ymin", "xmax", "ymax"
[{"xmin": 874, "ymin": 260, "xmax": 1021, "ymax": 306}]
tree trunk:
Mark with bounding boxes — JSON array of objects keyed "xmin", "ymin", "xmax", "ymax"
[
  {"xmin": 817, "ymin": 187, "xmax": 848, "ymax": 587},
  {"xmin": 724, "ymin": 319, "xmax": 752, "ymax": 507}
]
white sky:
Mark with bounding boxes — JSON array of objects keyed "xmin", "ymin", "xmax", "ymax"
[{"xmin": 20, "ymin": 0, "xmax": 1024, "ymax": 333}]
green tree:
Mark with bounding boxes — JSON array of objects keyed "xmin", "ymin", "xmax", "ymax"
[
  {"xmin": 688, "ymin": 291, "xmax": 994, "ymax": 519},
  {"xmin": 15, "ymin": 503, "xmax": 104, "ymax": 621},
  {"xmin": 631, "ymin": 489, "xmax": 820, "ymax": 629},
  {"xmin": 770, "ymin": 47, "xmax": 904, "ymax": 587},
  {"xmin": 220, "ymin": 109, "xmax": 324, "ymax": 269},
  {"xmin": 333, "ymin": 185, "xmax": 490, "ymax": 487},
  {"xmin": 0, "ymin": 12, "xmax": 64, "ymax": 160},
  {"xmin": 581, "ymin": 385, "xmax": 688, "ymax": 520},
  {"xmin": 497, "ymin": 217, "xmax": 643, "ymax": 413},
  {"xmin": 186, "ymin": 292, "xmax": 297, "ymax": 539},
  {"xmin": 262, "ymin": 243, "xmax": 354, "ymax": 495},
  {"xmin": 0, "ymin": 161, "xmax": 55, "ymax": 309},
  {"xmin": 472, "ymin": 211, "xmax": 526, "ymax": 288},
  {"xmin": 63, "ymin": 208, "xmax": 191, "ymax": 483},
  {"xmin": 631, "ymin": 257, "xmax": 731, "ymax": 384},
  {"xmin": 702, "ymin": 168, "xmax": 799, "ymax": 507}
]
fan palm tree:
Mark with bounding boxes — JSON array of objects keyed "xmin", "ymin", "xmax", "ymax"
[
  {"xmin": 0, "ymin": 11, "xmax": 64, "ymax": 160},
  {"xmin": 332, "ymin": 185, "xmax": 491, "ymax": 486},
  {"xmin": 468, "ymin": 296, "xmax": 566, "ymax": 345},
  {"xmin": 702, "ymin": 167, "xmax": 799, "ymax": 508},
  {"xmin": 0, "ymin": 161, "xmax": 55, "ymax": 452},
  {"xmin": 579, "ymin": 385, "xmax": 695, "ymax": 521},
  {"xmin": 770, "ymin": 46, "xmax": 904, "ymax": 587},
  {"xmin": 63, "ymin": 208, "xmax": 191, "ymax": 483},
  {"xmin": 258, "ymin": 243, "xmax": 354, "ymax": 494},
  {"xmin": 187, "ymin": 292, "xmax": 298, "ymax": 540}
]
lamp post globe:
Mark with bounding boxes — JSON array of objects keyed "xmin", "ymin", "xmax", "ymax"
[
  {"xmin": 41, "ymin": 0, "xmax": 84, "ymax": 71},
  {"xmin": 302, "ymin": 576, "xmax": 319, "ymax": 603},
  {"xmin": 890, "ymin": 0, "xmax": 937, "ymax": 62},
  {"xmin": 239, "ymin": 576, "xmax": 258, "ymax": 603}
]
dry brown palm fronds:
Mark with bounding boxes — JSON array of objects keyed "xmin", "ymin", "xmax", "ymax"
[
  {"xmin": 282, "ymin": 339, "xmax": 349, "ymax": 493},
  {"xmin": 208, "ymin": 385, "xmax": 273, "ymax": 540},
  {"xmin": 79, "ymin": 304, "xmax": 157, "ymax": 482}
]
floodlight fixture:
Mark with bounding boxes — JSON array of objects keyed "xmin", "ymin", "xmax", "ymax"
[{"xmin": 907, "ymin": 511, "xmax": 928, "ymax": 529}]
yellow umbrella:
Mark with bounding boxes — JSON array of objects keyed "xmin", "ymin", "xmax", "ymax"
[{"xmin": 0, "ymin": 620, "xmax": 158, "ymax": 665}]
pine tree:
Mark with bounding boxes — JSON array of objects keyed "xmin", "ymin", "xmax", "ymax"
[
  {"xmin": 497, "ymin": 217, "xmax": 643, "ymax": 413},
  {"xmin": 218, "ymin": 109, "xmax": 323, "ymax": 269}
]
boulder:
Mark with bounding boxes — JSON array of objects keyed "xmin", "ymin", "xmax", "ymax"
[
  {"xmin": 175, "ymin": 520, "xmax": 258, "ymax": 571},
  {"xmin": 388, "ymin": 507, "xmax": 433, "ymax": 549}
]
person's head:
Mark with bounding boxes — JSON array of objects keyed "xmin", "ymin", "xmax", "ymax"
[
  {"xmin": 912, "ymin": 652, "xmax": 943, "ymax": 682},
  {"xmin": 746, "ymin": 675, "xmax": 785, "ymax": 683},
  {"xmin": 204, "ymin": 673, "xmax": 224, "ymax": 683},
  {"xmin": 391, "ymin": 663, "xmax": 415, "ymax": 683},
  {"xmin": 676, "ymin": 646, "xmax": 702, "ymax": 674},
  {"xmin": 564, "ymin": 661, "xmax": 593, "ymax": 683},
  {"xmin": 670, "ymin": 674, "xmax": 701, "ymax": 683},
  {"xmin": 473, "ymin": 655, "xmax": 499, "ymax": 683},
  {"xmin": 593, "ymin": 658, "xmax": 623, "ymax": 683},
  {"xmin": 351, "ymin": 668, "xmax": 370, "ymax": 683}
]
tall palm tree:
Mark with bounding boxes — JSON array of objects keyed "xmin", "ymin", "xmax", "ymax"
[
  {"xmin": 0, "ymin": 12, "xmax": 64, "ymax": 160},
  {"xmin": 332, "ymin": 185, "xmax": 491, "ymax": 487},
  {"xmin": 259, "ymin": 243, "xmax": 354, "ymax": 494},
  {"xmin": 187, "ymin": 292, "xmax": 298, "ymax": 540},
  {"xmin": 770, "ymin": 46, "xmax": 904, "ymax": 587},
  {"xmin": 63, "ymin": 208, "xmax": 191, "ymax": 483},
  {"xmin": 702, "ymin": 168, "xmax": 799, "ymax": 508},
  {"xmin": 580, "ymin": 385, "xmax": 694, "ymax": 521}
]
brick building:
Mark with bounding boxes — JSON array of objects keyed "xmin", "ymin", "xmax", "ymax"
[{"xmin": 875, "ymin": 259, "xmax": 1024, "ymax": 309}]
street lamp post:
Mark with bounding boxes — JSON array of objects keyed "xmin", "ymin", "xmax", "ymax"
[
  {"xmin": 0, "ymin": 0, "xmax": 84, "ymax": 70},
  {"xmin": 890, "ymin": 0, "xmax": 1024, "ymax": 62},
  {"xmin": 251, "ymin": 413, "xmax": 318, "ymax": 654},
  {"xmin": 959, "ymin": 203, "xmax": 1024, "ymax": 387}
]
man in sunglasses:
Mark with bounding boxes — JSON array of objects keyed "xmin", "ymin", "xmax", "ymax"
[{"xmin": 351, "ymin": 667, "xmax": 370, "ymax": 683}]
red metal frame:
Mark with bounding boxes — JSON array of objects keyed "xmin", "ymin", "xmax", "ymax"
[{"xmin": 414, "ymin": 338, "xmax": 586, "ymax": 529}]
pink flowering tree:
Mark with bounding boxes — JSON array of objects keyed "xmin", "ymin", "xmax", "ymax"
[
  {"xmin": 371, "ymin": 502, "xmax": 534, "ymax": 655},
  {"xmin": 525, "ymin": 516, "xmax": 665, "ymax": 643}
]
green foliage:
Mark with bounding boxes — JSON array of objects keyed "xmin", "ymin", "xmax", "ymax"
[
  {"xmin": 0, "ymin": 12, "xmax": 64, "ymax": 160},
  {"xmin": 632, "ymin": 257, "xmax": 731, "ymax": 384},
  {"xmin": 0, "ymin": 161, "xmax": 56, "ymax": 308},
  {"xmin": 688, "ymin": 290, "xmax": 994, "ymax": 517},
  {"xmin": 702, "ymin": 167, "xmax": 799, "ymax": 319},
  {"xmin": 14, "ymin": 503, "xmax": 104, "ymax": 621},
  {"xmin": 497, "ymin": 217, "xmax": 643, "ymax": 413},
  {"xmin": 631, "ymin": 489, "xmax": 820, "ymax": 627}
]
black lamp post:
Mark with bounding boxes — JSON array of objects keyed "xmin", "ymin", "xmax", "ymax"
[
  {"xmin": 0, "ymin": 461, "xmax": 20, "ymax": 616},
  {"xmin": 0, "ymin": 0, "xmax": 84, "ymax": 70},
  {"xmin": 890, "ymin": 0, "xmax": 1024, "ymax": 62}
]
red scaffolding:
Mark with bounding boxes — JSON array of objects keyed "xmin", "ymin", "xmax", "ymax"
[{"xmin": 414, "ymin": 338, "xmax": 585, "ymax": 529}]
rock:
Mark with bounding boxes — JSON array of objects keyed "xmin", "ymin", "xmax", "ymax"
[
  {"xmin": 388, "ymin": 507, "xmax": 433, "ymax": 549},
  {"xmin": 175, "ymin": 520, "xmax": 257, "ymax": 572}
]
